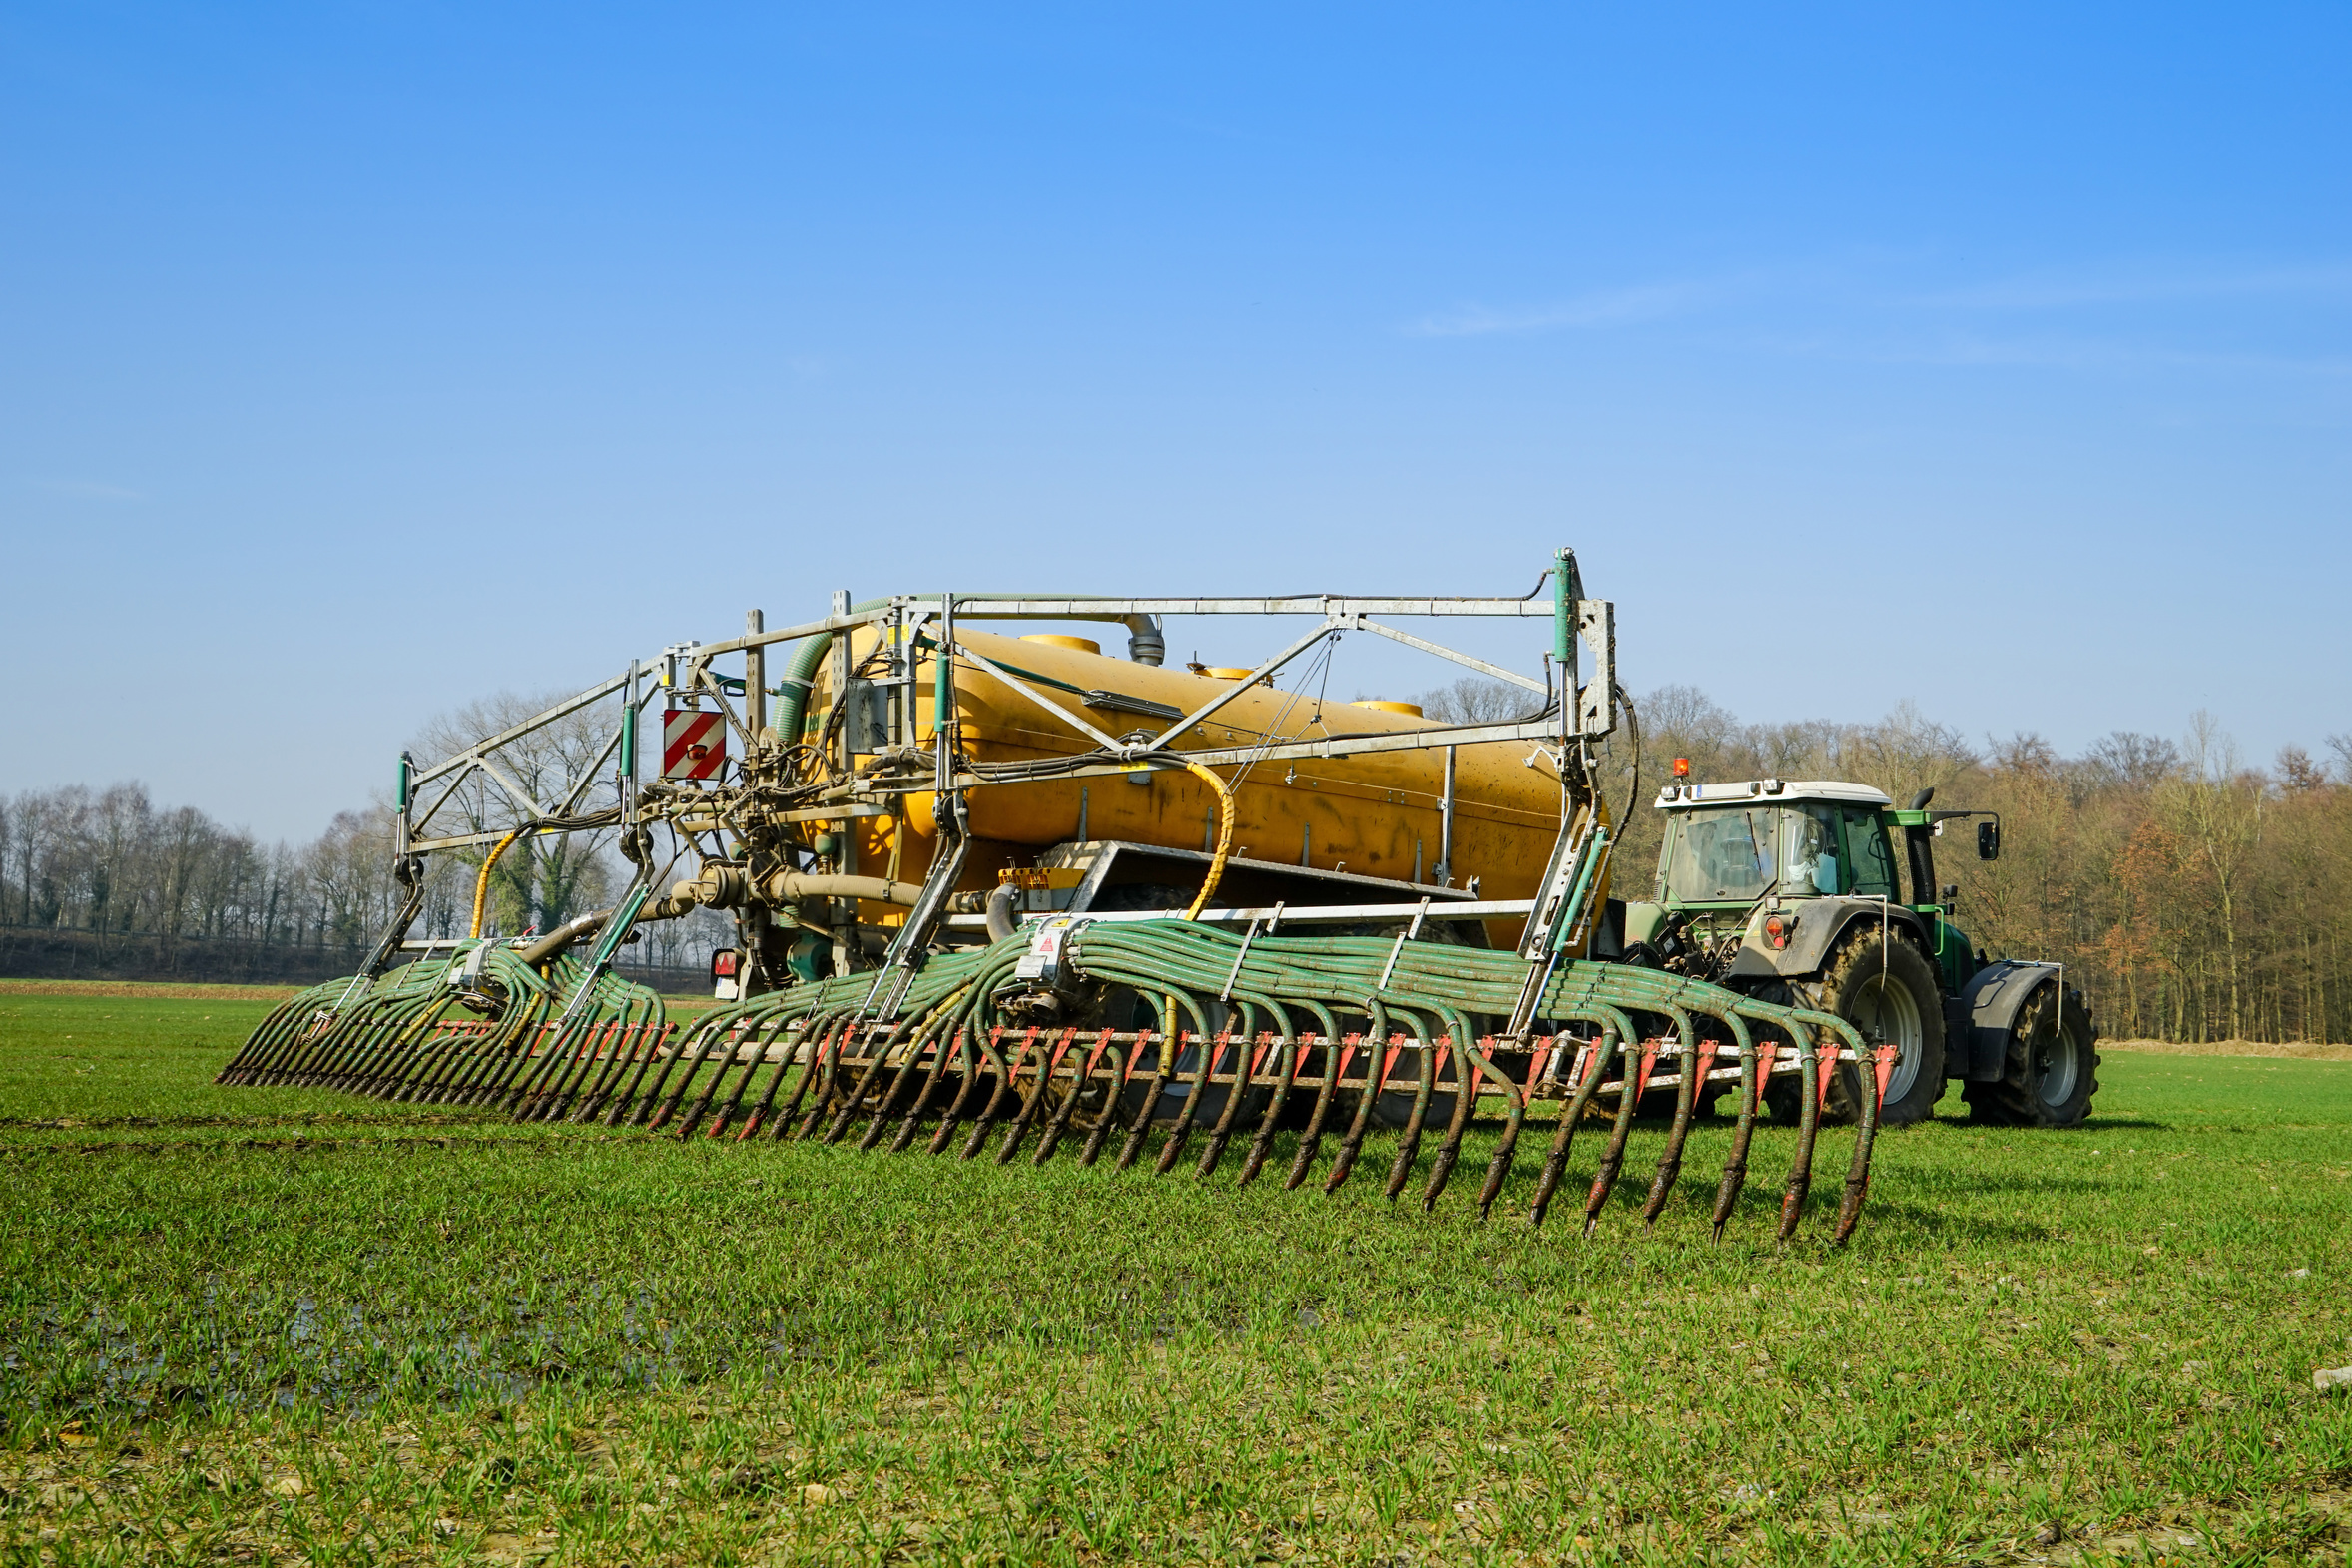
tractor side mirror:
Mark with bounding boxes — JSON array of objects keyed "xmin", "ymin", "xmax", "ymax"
[{"xmin": 1977, "ymin": 821, "xmax": 2001, "ymax": 861}]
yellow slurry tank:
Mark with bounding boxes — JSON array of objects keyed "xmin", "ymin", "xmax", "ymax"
[{"xmin": 806, "ymin": 624, "xmax": 1587, "ymax": 945}]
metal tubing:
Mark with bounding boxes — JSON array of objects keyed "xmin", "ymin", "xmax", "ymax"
[
  {"xmin": 746, "ymin": 610, "xmax": 766, "ymax": 741},
  {"xmin": 1381, "ymin": 1034, "xmax": 1441, "ymax": 1203},
  {"xmin": 1776, "ymin": 1032, "xmax": 1828, "ymax": 1242},
  {"xmin": 1154, "ymin": 1030, "xmax": 1226, "ymax": 1176},
  {"xmin": 957, "ymin": 1028, "xmax": 1029, "ymax": 1160},
  {"xmin": 1638, "ymin": 1009, "xmax": 1702, "ymax": 1226},
  {"xmin": 1284, "ymin": 1035, "xmax": 1354, "ymax": 1190}
]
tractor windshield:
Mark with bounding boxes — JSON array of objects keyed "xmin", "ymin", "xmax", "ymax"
[
  {"xmin": 1660, "ymin": 804, "xmax": 1856, "ymax": 903},
  {"xmin": 1661, "ymin": 808, "xmax": 1780, "ymax": 902}
]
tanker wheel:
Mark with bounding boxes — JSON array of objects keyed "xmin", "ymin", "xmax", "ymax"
[
  {"xmin": 1963, "ymin": 982, "xmax": 2098, "ymax": 1128},
  {"xmin": 1766, "ymin": 930, "xmax": 1947, "ymax": 1128}
]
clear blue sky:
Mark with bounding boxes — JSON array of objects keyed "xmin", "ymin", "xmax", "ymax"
[{"xmin": 4, "ymin": 5, "xmax": 2346, "ymax": 842}]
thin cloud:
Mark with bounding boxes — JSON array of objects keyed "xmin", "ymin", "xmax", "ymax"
[
  {"xmin": 1408, "ymin": 280, "xmax": 1718, "ymax": 338},
  {"xmin": 1735, "ymin": 328, "xmax": 2352, "ymax": 378},
  {"xmin": 1915, "ymin": 335, "xmax": 2352, "ymax": 376},
  {"xmin": 1914, "ymin": 262, "xmax": 2352, "ymax": 311},
  {"xmin": 1407, "ymin": 255, "xmax": 2352, "ymax": 379}
]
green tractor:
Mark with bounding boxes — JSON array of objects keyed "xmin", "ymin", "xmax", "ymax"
[{"xmin": 1611, "ymin": 777, "xmax": 2097, "ymax": 1129}]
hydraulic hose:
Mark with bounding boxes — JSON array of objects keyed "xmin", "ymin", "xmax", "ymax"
[
  {"xmin": 469, "ymin": 828, "xmax": 524, "ymax": 939},
  {"xmin": 1178, "ymin": 759, "xmax": 1236, "ymax": 920},
  {"xmin": 763, "ymin": 870, "xmax": 924, "ymax": 907},
  {"xmin": 515, "ymin": 908, "xmax": 610, "ymax": 967},
  {"xmin": 1614, "ymin": 683, "xmax": 1642, "ymax": 837},
  {"xmin": 984, "ymin": 881, "xmax": 1021, "ymax": 942},
  {"xmin": 776, "ymin": 598, "xmax": 892, "ymax": 743}
]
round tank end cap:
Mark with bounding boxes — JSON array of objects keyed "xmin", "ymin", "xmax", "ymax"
[{"xmin": 1018, "ymin": 634, "xmax": 1103, "ymax": 656}]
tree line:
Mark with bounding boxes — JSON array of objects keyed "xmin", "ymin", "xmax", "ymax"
[
  {"xmin": 0, "ymin": 784, "xmax": 397, "ymax": 959},
  {"xmin": 11, "ymin": 680, "xmax": 2349, "ymax": 1041},
  {"xmin": 1416, "ymin": 676, "xmax": 2352, "ymax": 1045},
  {"xmin": 0, "ymin": 689, "xmax": 727, "ymax": 979},
  {"xmin": 0, "ymin": 780, "xmax": 727, "ymax": 979}
]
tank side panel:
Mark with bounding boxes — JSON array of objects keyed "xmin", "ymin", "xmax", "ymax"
[{"xmin": 811, "ymin": 624, "xmax": 1574, "ymax": 937}]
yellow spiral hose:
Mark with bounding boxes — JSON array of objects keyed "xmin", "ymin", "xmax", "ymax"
[
  {"xmin": 469, "ymin": 828, "xmax": 525, "ymax": 939},
  {"xmin": 1180, "ymin": 761, "xmax": 1237, "ymax": 920}
]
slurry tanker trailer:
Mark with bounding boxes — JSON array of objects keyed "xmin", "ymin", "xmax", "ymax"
[{"xmin": 221, "ymin": 551, "xmax": 2093, "ymax": 1242}]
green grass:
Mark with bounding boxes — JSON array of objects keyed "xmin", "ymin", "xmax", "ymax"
[
  {"xmin": 0, "ymin": 994, "xmax": 512, "ymax": 1135},
  {"xmin": 1, "ymin": 994, "xmax": 2347, "ymax": 1565}
]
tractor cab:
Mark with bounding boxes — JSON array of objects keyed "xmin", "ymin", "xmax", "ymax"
[
  {"xmin": 1651, "ymin": 780, "xmax": 1900, "ymax": 908},
  {"xmin": 1612, "ymin": 775, "xmax": 2097, "ymax": 1134},
  {"xmin": 1625, "ymin": 777, "xmax": 1993, "ymax": 1000}
]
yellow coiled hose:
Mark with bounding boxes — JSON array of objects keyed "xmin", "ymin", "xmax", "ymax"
[
  {"xmin": 1179, "ymin": 760, "xmax": 1236, "ymax": 920},
  {"xmin": 468, "ymin": 828, "xmax": 525, "ymax": 939}
]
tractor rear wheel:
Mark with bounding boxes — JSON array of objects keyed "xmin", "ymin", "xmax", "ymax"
[
  {"xmin": 1769, "ymin": 930, "xmax": 1947, "ymax": 1127},
  {"xmin": 1963, "ymin": 982, "xmax": 2098, "ymax": 1128}
]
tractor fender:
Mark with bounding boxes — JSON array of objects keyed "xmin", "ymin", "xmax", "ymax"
[
  {"xmin": 1724, "ymin": 898, "xmax": 1931, "ymax": 982},
  {"xmin": 1953, "ymin": 960, "xmax": 2063, "ymax": 1081},
  {"xmin": 1621, "ymin": 899, "xmax": 1671, "ymax": 950}
]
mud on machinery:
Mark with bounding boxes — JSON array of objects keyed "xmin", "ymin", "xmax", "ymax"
[{"xmin": 220, "ymin": 551, "xmax": 2093, "ymax": 1243}]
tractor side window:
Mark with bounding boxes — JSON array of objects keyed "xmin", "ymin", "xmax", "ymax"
[
  {"xmin": 1780, "ymin": 807, "xmax": 1840, "ymax": 895},
  {"xmin": 1841, "ymin": 807, "xmax": 1900, "ymax": 899}
]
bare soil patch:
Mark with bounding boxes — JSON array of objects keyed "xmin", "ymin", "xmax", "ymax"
[
  {"xmin": 0, "ymin": 979, "xmax": 304, "ymax": 1001},
  {"xmin": 2102, "ymin": 1036, "xmax": 2352, "ymax": 1062}
]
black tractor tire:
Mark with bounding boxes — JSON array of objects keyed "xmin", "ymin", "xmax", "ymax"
[
  {"xmin": 1963, "ymin": 982, "xmax": 2098, "ymax": 1128},
  {"xmin": 1766, "ymin": 929, "xmax": 1947, "ymax": 1128}
]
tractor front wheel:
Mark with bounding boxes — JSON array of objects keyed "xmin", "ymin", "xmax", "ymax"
[
  {"xmin": 1963, "ymin": 982, "xmax": 2098, "ymax": 1128},
  {"xmin": 1769, "ymin": 931, "xmax": 1947, "ymax": 1127}
]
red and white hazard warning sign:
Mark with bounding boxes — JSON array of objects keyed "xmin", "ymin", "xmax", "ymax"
[{"xmin": 662, "ymin": 707, "xmax": 727, "ymax": 781}]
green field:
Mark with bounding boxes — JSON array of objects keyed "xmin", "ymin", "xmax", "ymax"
[{"xmin": 1, "ymin": 990, "xmax": 2347, "ymax": 1565}]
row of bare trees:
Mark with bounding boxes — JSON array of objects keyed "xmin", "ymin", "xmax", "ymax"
[
  {"xmin": 14, "ymin": 674, "xmax": 2348, "ymax": 1035},
  {"xmin": 0, "ymin": 780, "xmax": 732, "ymax": 978},
  {"xmin": 0, "ymin": 783, "xmax": 533, "ymax": 956},
  {"xmin": 1416, "ymin": 678, "xmax": 2352, "ymax": 1045},
  {"xmin": 0, "ymin": 689, "xmax": 724, "ymax": 977},
  {"xmin": 1954, "ymin": 719, "xmax": 2352, "ymax": 1046},
  {"xmin": 0, "ymin": 784, "xmax": 409, "ymax": 958}
]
